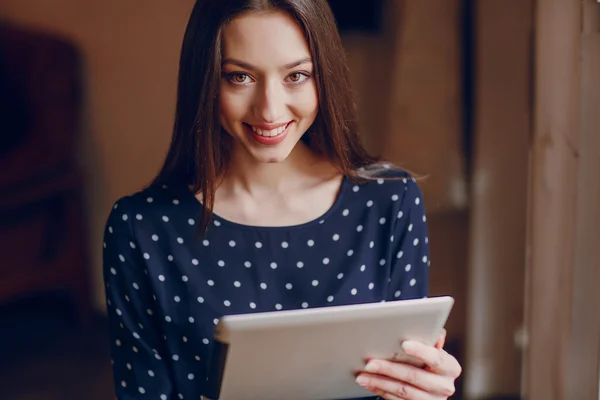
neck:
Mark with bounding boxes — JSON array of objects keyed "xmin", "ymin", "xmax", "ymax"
[{"xmin": 222, "ymin": 141, "xmax": 320, "ymax": 195}]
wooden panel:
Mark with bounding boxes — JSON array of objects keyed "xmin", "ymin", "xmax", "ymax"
[
  {"xmin": 523, "ymin": 0, "xmax": 600, "ymax": 399},
  {"xmin": 382, "ymin": 0, "xmax": 466, "ymax": 213}
]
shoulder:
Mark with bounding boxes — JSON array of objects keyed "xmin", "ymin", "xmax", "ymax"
[{"xmin": 348, "ymin": 164, "xmax": 425, "ymax": 210}]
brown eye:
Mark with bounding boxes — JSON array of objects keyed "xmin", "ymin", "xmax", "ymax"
[
  {"xmin": 233, "ymin": 74, "xmax": 248, "ymax": 83},
  {"xmin": 289, "ymin": 73, "xmax": 301, "ymax": 82}
]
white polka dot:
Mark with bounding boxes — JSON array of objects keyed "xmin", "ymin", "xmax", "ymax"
[
  {"xmin": 188, "ymin": 374, "xmax": 194, "ymax": 380},
  {"xmin": 369, "ymin": 241, "xmax": 374, "ymax": 248},
  {"xmin": 151, "ymin": 234, "xmax": 159, "ymax": 242},
  {"xmin": 195, "ymin": 356, "xmax": 200, "ymax": 361},
  {"xmin": 398, "ymin": 211, "xmax": 404, "ymax": 218},
  {"xmin": 132, "ymin": 346, "xmax": 139, "ymax": 353},
  {"xmin": 379, "ymin": 259, "xmax": 386, "ymax": 266},
  {"xmin": 368, "ymin": 283, "xmax": 374, "ymax": 290},
  {"xmin": 342, "ymin": 209, "xmax": 349, "ymax": 216},
  {"xmin": 126, "ymin": 363, "xmax": 132, "ymax": 370},
  {"xmin": 410, "ymin": 278, "xmax": 416, "ymax": 286},
  {"xmin": 286, "ymin": 283, "xmax": 293, "ymax": 290},
  {"xmin": 347, "ymin": 249, "xmax": 354, "ymax": 256},
  {"xmin": 165, "ymin": 316, "xmax": 172, "ymax": 322},
  {"xmin": 422, "ymin": 256, "xmax": 428, "ymax": 263},
  {"xmin": 312, "ymin": 280, "xmax": 319, "ymax": 286},
  {"xmin": 229, "ymin": 240, "xmax": 236, "ymax": 247},
  {"xmin": 397, "ymin": 251, "xmax": 404, "ymax": 259},
  {"xmin": 158, "ymin": 275, "xmax": 165, "ymax": 282},
  {"xmin": 333, "ymin": 234, "xmax": 340, "ymax": 241},
  {"xmin": 129, "ymin": 241, "xmax": 136, "ymax": 249},
  {"xmin": 234, "ymin": 281, "xmax": 241, "ymax": 287},
  {"xmin": 275, "ymin": 304, "xmax": 283, "ymax": 310},
  {"xmin": 301, "ymin": 302, "xmax": 309, "ymax": 308},
  {"xmin": 405, "ymin": 264, "xmax": 412, "ymax": 272},
  {"xmin": 415, "ymin": 197, "xmax": 421, "ymax": 205},
  {"xmin": 161, "ymin": 395, "xmax": 167, "ymax": 400},
  {"xmin": 366, "ymin": 200, "xmax": 373, "ymax": 207},
  {"xmin": 182, "ymin": 336, "xmax": 188, "ymax": 342},
  {"xmin": 213, "ymin": 319, "xmax": 219, "ymax": 325},
  {"xmin": 408, "ymin": 223, "xmax": 413, "ymax": 232},
  {"xmin": 395, "ymin": 290, "xmax": 402, "ymax": 298},
  {"xmin": 390, "ymin": 235, "xmax": 395, "ymax": 242},
  {"xmin": 143, "ymin": 253, "xmax": 150, "ymax": 260},
  {"xmin": 173, "ymin": 199, "xmax": 180, "ymax": 205},
  {"xmin": 136, "ymin": 214, "xmax": 143, "ymax": 220},
  {"xmin": 155, "ymin": 354, "xmax": 161, "ymax": 360},
  {"xmin": 323, "ymin": 258, "xmax": 330, "ymax": 265},
  {"xmin": 260, "ymin": 283, "xmax": 267, "ymax": 289},
  {"xmin": 203, "ymin": 240, "xmax": 209, "ymax": 246},
  {"xmin": 255, "ymin": 242, "xmax": 262, "ymax": 248},
  {"xmin": 177, "ymin": 237, "xmax": 184, "ymax": 244},
  {"xmin": 377, "ymin": 178, "xmax": 384, "ymax": 184},
  {"xmin": 149, "ymin": 370, "xmax": 155, "ymax": 377},
  {"xmin": 108, "ymin": 226, "xmax": 113, "ymax": 234},
  {"xmin": 188, "ymin": 218, "xmax": 195, "ymax": 225},
  {"xmin": 307, "ymin": 240, "xmax": 314, "ymax": 246},
  {"xmin": 214, "ymin": 220, "xmax": 221, "ymax": 226},
  {"xmin": 197, "ymin": 296, "xmax": 204, "ymax": 303},
  {"xmin": 270, "ymin": 262, "xmax": 277, "ymax": 269},
  {"xmin": 250, "ymin": 302, "xmax": 256, "ymax": 309},
  {"xmin": 244, "ymin": 261, "xmax": 252, "ymax": 268},
  {"xmin": 360, "ymin": 265, "xmax": 366, "ymax": 272},
  {"xmin": 174, "ymin": 296, "xmax": 181, "ymax": 302},
  {"xmin": 413, "ymin": 238, "xmax": 419, "ymax": 246},
  {"xmin": 110, "ymin": 268, "xmax": 116, "ymax": 275},
  {"xmin": 425, "ymin": 237, "xmax": 429, "ymax": 244},
  {"xmin": 162, "ymin": 215, "xmax": 169, "ymax": 222},
  {"xmin": 352, "ymin": 185, "xmax": 359, "ymax": 192},
  {"xmin": 133, "ymin": 332, "xmax": 140, "ymax": 339},
  {"xmin": 121, "ymin": 381, "xmax": 126, "ymax": 388},
  {"xmin": 118, "ymin": 254, "xmax": 125, "ymax": 262},
  {"xmin": 124, "ymin": 295, "xmax": 130, "ymax": 302},
  {"xmin": 115, "ymin": 339, "xmax": 121, "ymax": 346},
  {"xmin": 351, "ymin": 288, "xmax": 358, "ymax": 295},
  {"xmin": 178, "ymin": 394, "xmax": 183, "ymax": 399},
  {"xmin": 281, "ymin": 241, "xmax": 289, "ymax": 248},
  {"xmin": 132, "ymin": 283, "xmax": 139, "ymax": 290},
  {"xmin": 392, "ymin": 194, "xmax": 399, "ymax": 201},
  {"xmin": 202, "ymin": 339, "xmax": 209, "ymax": 345},
  {"xmin": 337, "ymin": 273, "xmax": 344, "ymax": 279},
  {"xmin": 217, "ymin": 260, "xmax": 225, "ymax": 267},
  {"xmin": 147, "ymin": 197, "xmax": 153, "ymax": 203},
  {"xmin": 379, "ymin": 217, "xmax": 386, "ymax": 225},
  {"xmin": 138, "ymin": 387, "xmax": 145, "ymax": 394},
  {"xmin": 122, "ymin": 214, "xmax": 128, "ymax": 221},
  {"xmin": 207, "ymin": 280, "xmax": 214, "ymax": 286},
  {"xmin": 147, "ymin": 309, "xmax": 153, "ymax": 315},
  {"xmin": 103, "ymin": 242, "xmax": 106, "ymax": 248},
  {"xmin": 319, "ymin": 220, "xmax": 325, "ymax": 224},
  {"xmin": 357, "ymin": 225, "xmax": 363, "ymax": 232},
  {"xmin": 327, "ymin": 295, "xmax": 334, "ymax": 302},
  {"xmin": 297, "ymin": 261, "xmax": 304, "ymax": 268},
  {"xmin": 172, "ymin": 354, "xmax": 179, "ymax": 361},
  {"xmin": 168, "ymin": 255, "xmax": 174, "ymax": 261}
]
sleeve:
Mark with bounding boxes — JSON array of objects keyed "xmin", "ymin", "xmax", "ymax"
[
  {"xmin": 387, "ymin": 177, "xmax": 430, "ymax": 301},
  {"xmin": 102, "ymin": 197, "xmax": 174, "ymax": 399}
]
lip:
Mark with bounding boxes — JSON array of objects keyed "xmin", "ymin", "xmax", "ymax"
[
  {"xmin": 247, "ymin": 122, "xmax": 290, "ymax": 130},
  {"xmin": 244, "ymin": 121, "xmax": 293, "ymax": 146}
]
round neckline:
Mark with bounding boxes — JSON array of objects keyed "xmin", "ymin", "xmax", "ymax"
[{"xmin": 184, "ymin": 175, "xmax": 350, "ymax": 232}]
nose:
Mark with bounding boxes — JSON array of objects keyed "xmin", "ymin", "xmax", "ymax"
[{"xmin": 253, "ymin": 79, "xmax": 285, "ymax": 123}]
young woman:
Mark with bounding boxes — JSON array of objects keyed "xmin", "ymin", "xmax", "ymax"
[{"xmin": 102, "ymin": 0, "xmax": 462, "ymax": 399}]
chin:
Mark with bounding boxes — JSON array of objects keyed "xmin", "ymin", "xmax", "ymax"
[{"xmin": 248, "ymin": 147, "xmax": 295, "ymax": 164}]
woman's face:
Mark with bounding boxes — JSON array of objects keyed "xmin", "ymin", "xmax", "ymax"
[{"xmin": 219, "ymin": 11, "xmax": 319, "ymax": 164}]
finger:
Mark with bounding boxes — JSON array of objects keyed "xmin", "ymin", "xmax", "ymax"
[
  {"xmin": 435, "ymin": 329, "xmax": 447, "ymax": 349},
  {"xmin": 359, "ymin": 359, "xmax": 456, "ymax": 397},
  {"xmin": 356, "ymin": 371, "xmax": 434, "ymax": 400},
  {"xmin": 401, "ymin": 340, "xmax": 462, "ymax": 378}
]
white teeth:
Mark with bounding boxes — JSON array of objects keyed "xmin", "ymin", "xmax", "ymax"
[{"xmin": 251, "ymin": 124, "xmax": 287, "ymax": 137}]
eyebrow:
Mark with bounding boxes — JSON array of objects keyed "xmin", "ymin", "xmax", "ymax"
[{"xmin": 222, "ymin": 57, "xmax": 313, "ymax": 71}]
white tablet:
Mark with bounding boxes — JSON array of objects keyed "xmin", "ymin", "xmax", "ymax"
[{"xmin": 205, "ymin": 296, "xmax": 454, "ymax": 400}]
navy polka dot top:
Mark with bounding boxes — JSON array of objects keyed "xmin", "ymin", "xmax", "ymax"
[{"xmin": 103, "ymin": 168, "xmax": 430, "ymax": 400}]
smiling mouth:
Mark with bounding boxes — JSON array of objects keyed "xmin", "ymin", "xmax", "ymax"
[{"xmin": 245, "ymin": 122, "xmax": 291, "ymax": 137}]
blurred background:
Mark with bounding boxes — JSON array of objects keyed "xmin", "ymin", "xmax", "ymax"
[{"xmin": 0, "ymin": 1, "xmax": 598, "ymax": 399}]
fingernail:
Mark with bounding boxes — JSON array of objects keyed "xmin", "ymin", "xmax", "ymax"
[
  {"xmin": 402, "ymin": 340, "xmax": 416, "ymax": 352},
  {"xmin": 364, "ymin": 361, "xmax": 380, "ymax": 373},
  {"xmin": 355, "ymin": 375, "xmax": 369, "ymax": 386}
]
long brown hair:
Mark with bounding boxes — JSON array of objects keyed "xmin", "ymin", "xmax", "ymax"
[{"xmin": 152, "ymin": 0, "xmax": 384, "ymax": 233}]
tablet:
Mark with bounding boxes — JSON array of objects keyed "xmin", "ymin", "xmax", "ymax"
[{"xmin": 205, "ymin": 296, "xmax": 454, "ymax": 400}]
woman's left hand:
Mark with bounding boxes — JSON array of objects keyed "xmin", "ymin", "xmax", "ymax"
[{"xmin": 355, "ymin": 330, "xmax": 461, "ymax": 399}]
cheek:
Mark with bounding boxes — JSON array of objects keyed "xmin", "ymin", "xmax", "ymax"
[{"xmin": 293, "ymin": 84, "xmax": 319, "ymax": 118}]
